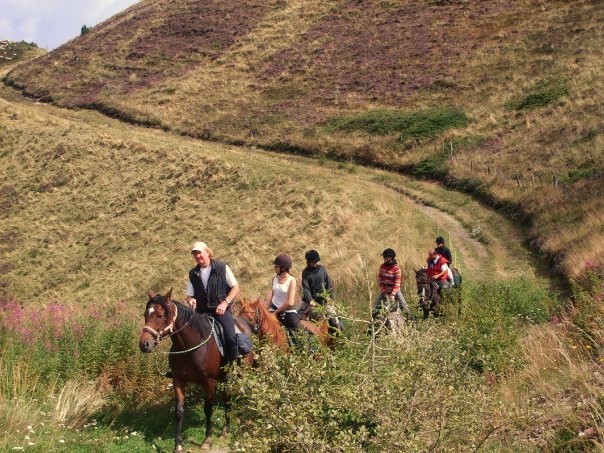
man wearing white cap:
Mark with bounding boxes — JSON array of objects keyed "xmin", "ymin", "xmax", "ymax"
[{"xmin": 186, "ymin": 241, "xmax": 240, "ymax": 364}]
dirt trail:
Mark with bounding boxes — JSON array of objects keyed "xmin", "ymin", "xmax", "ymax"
[{"xmin": 416, "ymin": 204, "xmax": 488, "ymax": 272}]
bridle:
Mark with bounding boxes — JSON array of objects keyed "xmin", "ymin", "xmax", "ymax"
[
  {"xmin": 240, "ymin": 305, "xmax": 261, "ymax": 334},
  {"xmin": 143, "ymin": 296, "xmax": 191, "ymax": 345},
  {"xmin": 416, "ymin": 273, "xmax": 435, "ymax": 309}
]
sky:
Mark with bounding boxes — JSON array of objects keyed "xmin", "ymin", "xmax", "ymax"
[{"xmin": 0, "ymin": 0, "xmax": 139, "ymax": 50}]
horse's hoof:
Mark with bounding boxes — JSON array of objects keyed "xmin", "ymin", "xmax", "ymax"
[
  {"xmin": 173, "ymin": 445, "xmax": 183, "ymax": 453},
  {"xmin": 201, "ymin": 438, "xmax": 212, "ymax": 450}
]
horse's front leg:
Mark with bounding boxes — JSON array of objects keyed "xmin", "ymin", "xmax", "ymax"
[
  {"xmin": 201, "ymin": 379, "xmax": 216, "ymax": 450},
  {"xmin": 173, "ymin": 379, "xmax": 187, "ymax": 453}
]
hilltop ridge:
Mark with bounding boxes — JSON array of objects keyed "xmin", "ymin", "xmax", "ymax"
[{"xmin": 4, "ymin": 0, "xmax": 603, "ymax": 279}]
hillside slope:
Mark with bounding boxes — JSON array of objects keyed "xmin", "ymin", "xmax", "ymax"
[
  {"xmin": 4, "ymin": 0, "xmax": 603, "ymax": 278},
  {"xmin": 0, "ymin": 80, "xmax": 540, "ymax": 305}
]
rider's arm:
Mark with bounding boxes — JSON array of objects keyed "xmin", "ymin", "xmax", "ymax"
[
  {"xmin": 286, "ymin": 277, "xmax": 297, "ymax": 308},
  {"xmin": 432, "ymin": 263, "xmax": 449, "ymax": 280},
  {"xmin": 377, "ymin": 267, "xmax": 387, "ymax": 294},
  {"xmin": 301, "ymin": 269, "xmax": 312, "ymax": 303},
  {"xmin": 391, "ymin": 267, "xmax": 402, "ymax": 296},
  {"xmin": 216, "ymin": 266, "xmax": 239, "ymax": 315},
  {"xmin": 185, "ymin": 281, "xmax": 196, "ymax": 309},
  {"xmin": 224, "ymin": 284, "xmax": 239, "ymax": 306},
  {"xmin": 324, "ymin": 269, "xmax": 334, "ymax": 298}
]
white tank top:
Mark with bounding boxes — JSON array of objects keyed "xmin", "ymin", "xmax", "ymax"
[{"xmin": 271, "ymin": 274, "xmax": 294, "ymax": 309}]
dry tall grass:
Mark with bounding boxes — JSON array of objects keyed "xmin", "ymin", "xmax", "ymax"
[
  {"xmin": 4, "ymin": 90, "xmax": 522, "ymax": 308},
  {"xmin": 5, "ymin": 0, "xmax": 601, "ymax": 278}
]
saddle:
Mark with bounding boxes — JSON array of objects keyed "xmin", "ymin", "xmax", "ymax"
[
  {"xmin": 210, "ymin": 319, "xmax": 253, "ymax": 357},
  {"xmin": 451, "ymin": 267, "xmax": 463, "ymax": 286}
]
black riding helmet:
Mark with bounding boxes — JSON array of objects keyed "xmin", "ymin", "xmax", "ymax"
[
  {"xmin": 273, "ymin": 253, "xmax": 293, "ymax": 271},
  {"xmin": 382, "ymin": 248, "xmax": 396, "ymax": 259},
  {"xmin": 305, "ymin": 249, "xmax": 320, "ymax": 262},
  {"xmin": 435, "ymin": 236, "xmax": 445, "ymax": 244}
]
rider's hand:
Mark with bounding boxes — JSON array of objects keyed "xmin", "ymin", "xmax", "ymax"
[
  {"xmin": 215, "ymin": 300, "xmax": 229, "ymax": 315},
  {"xmin": 310, "ymin": 300, "xmax": 318, "ymax": 307},
  {"xmin": 187, "ymin": 298, "xmax": 197, "ymax": 310}
]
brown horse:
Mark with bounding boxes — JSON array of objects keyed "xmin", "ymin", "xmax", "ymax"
[
  {"xmin": 239, "ymin": 297, "xmax": 332, "ymax": 351},
  {"xmin": 139, "ymin": 289, "xmax": 253, "ymax": 452},
  {"xmin": 415, "ymin": 268, "xmax": 462, "ymax": 318},
  {"xmin": 415, "ymin": 268, "xmax": 442, "ymax": 319}
]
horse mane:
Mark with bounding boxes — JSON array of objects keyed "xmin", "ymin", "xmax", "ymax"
[
  {"xmin": 241, "ymin": 298, "xmax": 286, "ymax": 344},
  {"xmin": 415, "ymin": 268, "xmax": 429, "ymax": 283},
  {"xmin": 147, "ymin": 294, "xmax": 211, "ymax": 337},
  {"xmin": 255, "ymin": 302, "xmax": 284, "ymax": 338},
  {"xmin": 172, "ymin": 300, "xmax": 212, "ymax": 336}
]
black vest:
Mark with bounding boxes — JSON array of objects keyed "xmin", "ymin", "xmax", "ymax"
[{"xmin": 189, "ymin": 259, "xmax": 231, "ymax": 312}]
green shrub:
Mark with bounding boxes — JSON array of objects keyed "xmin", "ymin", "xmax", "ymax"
[
  {"xmin": 506, "ymin": 80, "xmax": 569, "ymax": 110},
  {"xmin": 227, "ymin": 317, "xmax": 494, "ymax": 451},
  {"xmin": 0, "ymin": 300, "xmax": 154, "ymax": 400},
  {"xmin": 412, "ymin": 151, "xmax": 448, "ymax": 179},
  {"xmin": 564, "ymin": 167, "xmax": 599, "ymax": 184},
  {"xmin": 324, "ymin": 108, "xmax": 469, "ymax": 142},
  {"xmin": 454, "ymin": 279, "xmax": 553, "ymax": 374}
]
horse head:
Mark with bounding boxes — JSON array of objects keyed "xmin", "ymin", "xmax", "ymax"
[
  {"xmin": 239, "ymin": 297, "xmax": 263, "ymax": 333},
  {"xmin": 139, "ymin": 288, "xmax": 176, "ymax": 353},
  {"xmin": 414, "ymin": 269, "xmax": 433, "ymax": 310}
]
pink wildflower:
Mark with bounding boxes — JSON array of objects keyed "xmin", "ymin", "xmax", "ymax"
[{"xmin": 585, "ymin": 259, "xmax": 598, "ymax": 270}]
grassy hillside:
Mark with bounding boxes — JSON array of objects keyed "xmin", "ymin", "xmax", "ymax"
[
  {"xmin": 2, "ymin": 52, "xmax": 603, "ymax": 452},
  {"xmin": 3, "ymin": 0, "xmax": 602, "ymax": 279},
  {"xmin": 4, "ymin": 81, "xmax": 531, "ymax": 307},
  {"xmin": 0, "ymin": 40, "xmax": 44, "ymax": 68}
]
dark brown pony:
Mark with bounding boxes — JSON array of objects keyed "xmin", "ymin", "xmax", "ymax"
[
  {"xmin": 415, "ymin": 268, "xmax": 442, "ymax": 319},
  {"xmin": 139, "ymin": 289, "xmax": 253, "ymax": 452},
  {"xmin": 239, "ymin": 297, "xmax": 332, "ymax": 351},
  {"xmin": 415, "ymin": 268, "xmax": 462, "ymax": 318}
]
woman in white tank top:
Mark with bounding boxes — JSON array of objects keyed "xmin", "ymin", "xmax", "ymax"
[{"xmin": 269, "ymin": 254, "xmax": 300, "ymax": 332}]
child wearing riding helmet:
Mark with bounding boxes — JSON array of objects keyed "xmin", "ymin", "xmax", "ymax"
[
  {"xmin": 373, "ymin": 248, "xmax": 414, "ymax": 321},
  {"xmin": 297, "ymin": 249, "xmax": 343, "ymax": 331},
  {"xmin": 268, "ymin": 253, "xmax": 300, "ymax": 334}
]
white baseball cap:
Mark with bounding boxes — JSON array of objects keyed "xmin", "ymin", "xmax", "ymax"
[{"xmin": 191, "ymin": 241, "xmax": 208, "ymax": 252}]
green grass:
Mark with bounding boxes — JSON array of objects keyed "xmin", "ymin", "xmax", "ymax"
[
  {"xmin": 0, "ymin": 41, "xmax": 40, "ymax": 68},
  {"xmin": 0, "ymin": 275, "xmax": 563, "ymax": 452},
  {"xmin": 324, "ymin": 108, "xmax": 469, "ymax": 142},
  {"xmin": 505, "ymin": 79, "xmax": 569, "ymax": 110}
]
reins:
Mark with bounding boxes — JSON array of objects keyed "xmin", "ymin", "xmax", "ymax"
[
  {"xmin": 144, "ymin": 298, "xmax": 214, "ymax": 354},
  {"xmin": 162, "ymin": 317, "xmax": 215, "ymax": 355},
  {"xmin": 417, "ymin": 275, "xmax": 435, "ymax": 308},
  {"xmin": 240, "ymin": 306, "xmax": 261, "ymax": 334}
]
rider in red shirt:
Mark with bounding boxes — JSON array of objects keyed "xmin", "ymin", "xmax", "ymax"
[{"xmin": 426, "ymin": 249, "xmax": 452, "ymax": 290}]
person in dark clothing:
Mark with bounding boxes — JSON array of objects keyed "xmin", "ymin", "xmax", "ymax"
[
  {"xmin": 185, "ymin": 241, "xmax": 239, "ymax": 364},
  {"xmin": 297, "ymin": 250, "xmax": 343, "ymax": 330},
  {"xmin": 435, "ymin": 236, "xmax": 453, "ymax": 265}
]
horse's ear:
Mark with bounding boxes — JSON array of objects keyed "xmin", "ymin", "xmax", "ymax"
[
  {"xmin": 165, "ymin": 287, "xmax": 173, "ymax": 301},
  {"xmin": 147, "ymin": 290, "xmax": 154, "ymax": 299}
]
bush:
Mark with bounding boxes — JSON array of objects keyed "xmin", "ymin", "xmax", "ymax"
[
  {"xmin": 324, "ymin": 108, "xmax": 469, "ymax": 142},
  {"xmin": 0, "ymin": 299, "xmax": 154, "ymax": 400},
  {"xmin": 454, "ymin": 279, "xmax": 553, "ymax": 374},
  {"xmin": 412, "ymin": 151, "xmax": 448, "ymax": 179},
  {"xmin": 227, "ymin": 324, "xmax": 493, "ymax": 451},
  {"xmin": 505, "ymin": 80, "xmax": 569, "ymax": 110}
]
